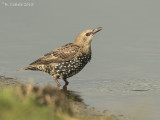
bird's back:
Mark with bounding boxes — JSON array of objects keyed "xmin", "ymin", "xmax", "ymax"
[{"xmin": 30, "ymin": 43, "xmax": 80, "ymax": 65}]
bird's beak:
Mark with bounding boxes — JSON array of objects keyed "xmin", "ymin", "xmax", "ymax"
[{"xmin": 92, "ymin": 27, "xmax": 103, "ymax": 34}]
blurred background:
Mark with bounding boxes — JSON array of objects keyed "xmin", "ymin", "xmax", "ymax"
[{"xmin": 0, "ymin": 0, "xmax": 160, "ymax": 120}]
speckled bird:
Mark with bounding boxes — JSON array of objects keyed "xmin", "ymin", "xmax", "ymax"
[{"xmin": 21, "ymin": 27, "xmax": 102, "ymax": 87}]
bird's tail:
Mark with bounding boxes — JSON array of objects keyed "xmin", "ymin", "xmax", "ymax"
[
  {"xmin": 16, "ymin": 67, "xmax": 26, "ymax": 72},
  {"xmin": 17, "ymin": 65, "xmax": 39, "ymax": 72}
]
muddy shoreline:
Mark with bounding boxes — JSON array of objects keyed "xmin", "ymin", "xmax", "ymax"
[{"xmin": 0, "ymin": 75, "xmax": 123, "ymax": 120}]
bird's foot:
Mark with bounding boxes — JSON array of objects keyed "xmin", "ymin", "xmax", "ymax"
[{"xmin": 62, "ymin": 84, "xmax": 68, "ymax": 91}]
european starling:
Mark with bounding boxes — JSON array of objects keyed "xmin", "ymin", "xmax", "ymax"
[{"xmin": 21, "ymin": 27, "xmax": 102, "ymax": 87}]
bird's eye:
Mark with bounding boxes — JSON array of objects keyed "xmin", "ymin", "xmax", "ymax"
[{"xmin": 85, "ymin": 33, "xmax": 91, "ymax": 36}]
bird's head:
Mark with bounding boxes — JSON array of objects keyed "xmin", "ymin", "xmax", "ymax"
[{"xmin": 74, "ymin": 27, "xmax": 102, "ymax": 46}]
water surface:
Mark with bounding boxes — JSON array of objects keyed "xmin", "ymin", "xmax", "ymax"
[{"xmin": 1, "ymin": 0, "xmax": 160, "ymax": 120}]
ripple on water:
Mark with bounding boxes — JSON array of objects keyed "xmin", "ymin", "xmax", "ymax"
[{"xmin": 70, "ymin": 78, "xmax": 160, "ymax": 96}]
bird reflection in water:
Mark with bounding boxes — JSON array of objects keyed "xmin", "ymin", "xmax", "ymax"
[{"xmin": 60, "ymin": 84, "xmax": 84, "ymax": 103}]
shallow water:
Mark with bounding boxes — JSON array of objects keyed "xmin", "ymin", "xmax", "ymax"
[{"xmin": 1, "ymin": 0, "xmax": 160, "ymax": 120}]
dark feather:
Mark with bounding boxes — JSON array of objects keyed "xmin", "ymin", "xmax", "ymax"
[{"xmin": 30, "ymin": 43, "xmax": 80, "ymax": 65}]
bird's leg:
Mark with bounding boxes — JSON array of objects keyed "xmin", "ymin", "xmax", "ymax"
[
  {"xmin": 62, "ymin": 84, "xmax": 68, "ymax": 91},
  {"xmin": 53, "ymin": 77, "xmax": 61, "ymax": 87},
  {"xmin": 63, "ymin": 78, "xmax": 69, "ymax": 85}
]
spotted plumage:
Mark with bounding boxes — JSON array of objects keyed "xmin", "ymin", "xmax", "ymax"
[{"xmin": 20, "ymin": 27, "xmax": 102, "ymax": 87}]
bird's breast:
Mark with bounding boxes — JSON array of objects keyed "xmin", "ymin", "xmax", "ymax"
[{"xmin": 53, "ymin": 53, "xmax": 91, "ymax": 78}]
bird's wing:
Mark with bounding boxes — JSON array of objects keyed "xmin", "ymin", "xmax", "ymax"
[{"xmin": 30, "ymin": 43, "xmax": 80, "ymax": 65}]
